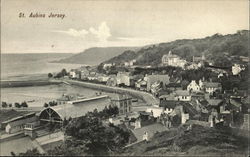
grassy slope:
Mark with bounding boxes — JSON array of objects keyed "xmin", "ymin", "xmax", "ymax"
[
  {"xmin": 56, "ymin": 47, "xmax": 138, "ymax": 65},
  {"xmin": 105, "ymin": 30, "xmax": 249, "ymax": 65},
  {"xmin": 121, "ymin": 125, "xmax": 249, "ymax": 156}
]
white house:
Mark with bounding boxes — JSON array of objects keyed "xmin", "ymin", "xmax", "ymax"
[
  {"xmin": 232, "ymin": 64, "xmax": 245, "ymax": 75},
  {"xmin": 116, "ymin": 72, "xmax": 131, "ymax": 86},
  {"xmin": 187, "ymin": 80, "xmax": 201, "ymax": 92},
  {"xmin": 146, "ymin": 107, "xmax": 164, "ymax": 118},
  {"xmin": 174, "ymin": 90, "xmax": 191, "ymax": 102},
  {"xmin": 69, "ymin": 70, "xmax": 77, "ymax": 79},
  {"xmin": 181, "ymin": 113, "xmax": 189, "ymax": 124},
  {"xmin": 203, "ymin": 82, "xmax": 222, "ymax": 94},
  {"xmin": 162, "ymin": 51, "xmax": 187, "ymax": 69}
]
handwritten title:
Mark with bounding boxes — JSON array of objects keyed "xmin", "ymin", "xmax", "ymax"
[{"xmin": 19, "ymin": 12, "xmax": 66, "ymax": 19}]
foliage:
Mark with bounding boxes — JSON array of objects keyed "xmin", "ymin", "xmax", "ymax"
[
  {"xmin": 21, "ymin": 101, "xmax": 28, "ymax": 107},
  {"xmin": 48, "ymin": 101, "xmax": 57, "ymax": 107},
  {"xmin": 54, "ymin": 68, "xmax": 68, "ymax": 78},
  {"xmin": 15, "ymin": 148, "xmax": 44, "ymax": 156},
  {"xmin": 64, "ymin": 115, "xmax": 130, "ymax": 155},
  {"xmin": 2, "ymin": 102, "xmax": 8, "ymax": 108},
  {"xmin": 44, "ymin": 103, "xmax": 49, "ymax": 108},
  {"xmin": 104, "ymin": 30, "xmax": 249, "ymax": 66},
  {"xmin": 48, "ymin": 73, "xmax": 53, "ymax": 78},
  {"xmin": 14, "ymin": 102, "xmax": 21, "ymax": 108}
]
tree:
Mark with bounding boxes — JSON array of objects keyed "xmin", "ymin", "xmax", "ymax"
[
  {"xmin": 48, "ymin": 73, "xmax": 53, "ymax": 78},
  {"xmin": 14, "ymin": 102, "xmax": 21, "ymax": 108},
  {"xmin": 21, "ymin": 101, "xmax": 28, "ymax": 107},
  {"xmin": 65, "ymin": 115, "xmax": 129, "ymax": 155},
  {"xmin": 61, "ymin": 69, "xmax": 67, "ymax": 76},
  {"xmin": 18, "ymin": 148, "xmax": 43, "ymax": 156},
  {"xmin": 2, "ymin": 102, "xmax": 8, "ymax": 108},
  {"xmin": 44, "ymin": 103, "xmax": 49, "ymax": 108}
]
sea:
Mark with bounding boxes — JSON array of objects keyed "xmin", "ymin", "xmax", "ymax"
[
  {"xmin": 0, "ymin": 53, "xmax": 109, "ymax": 108},
  {"xmin": 1, "ymin": 53, "xmax": 83, "ymax": 80}
]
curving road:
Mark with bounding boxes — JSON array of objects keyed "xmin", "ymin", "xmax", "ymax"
[{"xmin": 62, "ymin": 79, "xmax": 159, "ymax": 106}]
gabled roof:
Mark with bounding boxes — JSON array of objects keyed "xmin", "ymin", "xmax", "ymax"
[
  {"xmin": 175, "ymin": 90, "xmax": 190, "ymax": 96},
  {"xmin": 207, "ymin": 99, "xmax": 223, "ymax": 106},
  {"xmin": 159, "ymin": 100, "xmax": 176, "ymax": 109},
  {"xmin": 0, "ymin": 110, "xmax": 31, "ymax": 124}
]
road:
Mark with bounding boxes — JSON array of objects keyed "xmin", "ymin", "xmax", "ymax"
[{"xmin": 64, "ymin": 79, "xmax": 159, "ymax": 106}]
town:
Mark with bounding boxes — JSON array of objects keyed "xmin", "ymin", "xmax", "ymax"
[{"xmin": 1, "ymin": 49, "xmax": 249, "ymax": 156}]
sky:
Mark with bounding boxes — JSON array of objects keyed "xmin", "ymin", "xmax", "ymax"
[{"xmin": 1, "ymin": 0, "xmax": 249, "ymax": 53}]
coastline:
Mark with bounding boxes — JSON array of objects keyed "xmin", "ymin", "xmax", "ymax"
[
  {"xmin": 1, "ymin": 78, "xmax": 158, "ymax": 106},
  {"xmin": 65, "ymin": 79, "xmax": 159, "ymax": 106}
]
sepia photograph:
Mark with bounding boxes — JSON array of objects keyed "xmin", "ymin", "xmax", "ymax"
[{"xmin": 0, "ymin": 0, "xmax": 249, "ymax": 156}]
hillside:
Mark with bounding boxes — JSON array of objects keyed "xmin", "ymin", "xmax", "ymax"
[
  {"xmin": 56, "ymin": 47, "xmax": 138, "ymax": 65},
  {"xmin": 105, "ymin": 30, "xmax": 249, "ymax": 66},
  {"xmin": 121, "ymin": 125, "xmax": 249, "ymax": 156}
]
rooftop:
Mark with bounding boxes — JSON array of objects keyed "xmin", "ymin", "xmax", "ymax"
[{"xmin": 175, "ymin": 90, "xmax": 190, "ymax": 96}]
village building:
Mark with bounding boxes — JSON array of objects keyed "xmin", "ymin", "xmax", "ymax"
[
  {"xmin": 187, "ymin": 80, "xmax": 201, "ymax": 92},
  {"xmin": 232, "ymin": 64, "xmax": 245, "ymax": 75},
  {"xmin": 39, "ymin": 95, "xmax": 111, "ymax": 124},
  {"xmin": 69, "ymin": 70, "xmax": 77, "ymax": 79},
  {"xmin": 135, "ymin": 79, "xmax": 147, "ymax": 91},
  {"xmin": 203, "ymin": 82, "xmax": 222, "ymax": 94},
  {"xmin": 2, "ymin": 112, "xmax": 38, "ymax": 134},
  {"xmin": 192, "ymin": 54, "xmax": 205, "ymax": 63},
  {"xmin": 145, "ymin": 74, "xmax": 170, "ymax": 92},
  {"xmin": 106, "ymin": 75, "xmax": 117, "ymax": 86},
  {"xmin": 103, "ymin": 63, "xmax": 113, "ymax": 70},
  {"xmin": 116, "ymin": 72, "xmax": 132, "ymax": 86},
  {"xmin": 97, "ymin": 74, "xmax": 110, "ymax": 83},
  {"xmin": 162, "ymin": 51, "xmax": 187, "ymax": 68},
  {"xmin": 111, "ymin": 95, "xmax": 132, "ymax": 115},
  {"xmin": 174, "ymin": 90, "xmax": 191, "ymax": 102},
  {"xmin": 146, "ymin": 106, "xmax": 164, "ymax": 118},
  {"xmin": 124, "ymin": 60, "xmax": 136, "ymax": 67}
]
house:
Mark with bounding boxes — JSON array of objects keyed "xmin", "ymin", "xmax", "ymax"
[
  {"xmin": 174, "ymin": 90, "xmax": 191, "ymax": 102},
  {"xmin": 116, "ymin": 72, "xmax": 132, "ymax": 86},
  {"xmin": 69, "ymin": 70, "xmax": 77, "ymax": 79},
  {"xmin": 79, "ymin": 67, "xmax": 90, "ymax": 79},
  {"xmin": 97, "ymin": 74, "xmax": 110, "ymax": 83},
  {"xmin": 159, "ymin": 100, "xmax": 176, "ymax": 114},
  {"xmin": 187, "ymin": 80, "xmax": 201, "ymax": 92},
  {"xmin": 106, "ymin": 75, "xmax": 117, "ymax": 86},
  {"xmin": 186, "ymin": 63, "xmax": 200, "ymax": 70},
  {"xmin": 146, "ymin": 106, "xmax": 164, "ymax": 118},
  {"xmin": 135, "ymin": 79, "xmax": 147, "ymax": 91},
  {"xmin": 203, "ymin": 82, "xmax": 222, "ymax": 94},
  {"xmin": 165, "ymin": 82, "xmax": 182, "ymax": 91},
  {"xmin": 3, "ymin": 112, "xmax": 38, "ymax": 134},
  {"xmin": 192, "ymin": 54, "xmax": 205, "ymax": 63},
  {"xmin": 103, "ymin": 63, "xmax": 113, "ymax": 70},
  {"xmin": 150, "ymin": 81, "xmax": 162, "ymax": 96},
  {"xmin": 124, "ymin": 60, "xmax": 136, "ymax": 67},
  {"xmin": 145, "ymin": 74, "xmax": 170, "ymax": 92},
  {"xmin": 162, "ymin": 51, "xmax": 187, "ymax": 68},
  {"xmin": 111, "ymin": 95, "xmax": 132, "ymax": 115},
  {"xmin": 232, "ymin": 64, "xmax": 245, "ymax": 75}
]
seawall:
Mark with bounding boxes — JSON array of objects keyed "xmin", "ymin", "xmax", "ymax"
[
  {"xmin": 65, "ymin": 79, "xmax": 159, "ymax": 105},
  {"xmin": 0, "ymin": 80, "xmax": 62, "ymax": 88}
]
